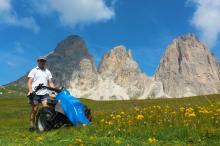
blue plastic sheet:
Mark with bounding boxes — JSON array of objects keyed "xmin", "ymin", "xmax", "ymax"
[{"xmin": 55, "ymin": 89, "xmax": 90, "ymax": 126}]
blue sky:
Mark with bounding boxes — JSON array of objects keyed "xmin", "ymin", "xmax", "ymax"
[{"xmin": 0, "ymin": 0, "xmax": 220, "ymax": 85}]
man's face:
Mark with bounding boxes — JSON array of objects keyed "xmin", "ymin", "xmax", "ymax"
[{"xmin": 37, "ymin": 60, "xmax": 46, "ymax": 68}]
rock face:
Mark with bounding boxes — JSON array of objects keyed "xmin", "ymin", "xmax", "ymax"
[
  {"xmin": 70, "ymin": 45, "xmax": 164, "ymax": 100},
  {"xmin": 98, "ymin": 46, "xmax": 146, "ymax": 98},
  {"xmin": 46, "ymin": 35, "xmax": 95, "ymax": 87},
  {"xmin": 155, "ymin": 34, "xmax": 220, "ymax": 97},
  {"xmin": 73, "ymin": 58, "xmax": 99, "ymax": 90},
  {"xmin": 68, "ymin": 58, "xmax": 100, "ymax": 98}
]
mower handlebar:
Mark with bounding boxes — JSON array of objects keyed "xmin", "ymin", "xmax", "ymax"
[
  {"xmin": 34, "ymin": 84, "xmax": 62, "ymax": 93},
  {"xmin": 27, "ymin": 84, "xmax": 62, "ymax": 98}
]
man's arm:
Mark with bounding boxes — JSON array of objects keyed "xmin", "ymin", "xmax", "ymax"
[
  {"xmin": 48, "ymin": 70, "xmax": 55, "ymax": 88},
  {"xmin": 48, "ymin": 79, "xmax": 55, "ymax": 88},
  {"xmin": 27, "ymin": 77, "xmax": 33, "ymax": 95}
]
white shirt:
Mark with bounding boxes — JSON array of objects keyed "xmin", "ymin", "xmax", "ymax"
[{"xmin": 28, "ymin": 66, "xmax": 52, "ymax": 95}]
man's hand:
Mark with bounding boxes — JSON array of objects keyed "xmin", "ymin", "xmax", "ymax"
[{"xmin": 27, "ymin": 91, "xmax": 33, "ymax": 96}]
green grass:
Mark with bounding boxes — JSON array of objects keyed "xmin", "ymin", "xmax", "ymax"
[{"xmin": 1, "ymin": 88, "xmax": 220, "ymax": 146}]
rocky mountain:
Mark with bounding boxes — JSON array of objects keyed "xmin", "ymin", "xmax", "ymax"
[
  {"xmin": 155, "ymin": 34, "xmax": 220, "ymax": 97},
  {"xmin": 10, "ymin": 33, "xmax": 220, "ymax": 100},
  {"xmin": 46, "ymin": 35, "xmax": 96, "ymax": 88},
  {"xmin": 70, "ymin": 45, "xmax": 165, "ymax": 100},
  {"xmin": 98, "ymin": 46, "xmax": 146, "ymax": 98},
  {"xmin": 13, "ymin": 35, "xmax": 98, "ymax": 89}
]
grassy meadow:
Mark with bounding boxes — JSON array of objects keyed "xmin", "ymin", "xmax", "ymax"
[{"xmin": 1, "ymin": 85, "xmax": 220, "ymax": 145}]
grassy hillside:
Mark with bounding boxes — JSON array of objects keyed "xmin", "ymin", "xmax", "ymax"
[
  {"xmin": 0, "ymin": 83, "xmax": 27, "ymax": 98},
  {"xmin": 1, "ymin": 87, "xmax": 220, "ymax": 145}
]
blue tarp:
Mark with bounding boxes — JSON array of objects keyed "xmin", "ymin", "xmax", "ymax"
[{"xmin": 55, "ymin": 89, "xmax": 90, "ymax": 126}]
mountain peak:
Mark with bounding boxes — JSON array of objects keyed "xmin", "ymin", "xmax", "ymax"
[
  {"xmin": 111, "ymin": 45, "xmax": 126, "ymax": 51},
  {"xmin": 155, "ymin": 34, "xmax": 220, "ymax": 97},
  {"xmin": 99, "ymin": 45, "xmax": 138, "ymax": 74},
  {"xmin": 43, "ymin": 35, "xmax": 94, "ymax": 87},
  {"xmin": 111, "ymin": 45, "xmax": 126, "ymax": 56},
  {"xmin": 172, "ymin": 33, "xmax": 199, "ymax": 45},
  {"xmin": 98, "ymin": 45, "xmax": 148, "ymax": 98},
  {"xmin": 58, "ymin": 35, "xmax": 83, "ymax": 46},
  {"xmin": 178, "ymin": 33, "xmax": 197, "ymax": 40},
  {"xmin": 108, "ymin": 45, "xmax": 133, "ymax": 60},
  {"xmin": 52, "ymin": 35, "xmax": 90, "ymax": 58}
]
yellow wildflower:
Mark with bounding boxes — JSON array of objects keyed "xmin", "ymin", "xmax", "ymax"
[
  {"xmin": 186, "ymin": 107, "xmax": 194, "ymax": 113},
  {"xmin": 136, "ymin": 114, "xmax": 144, "ymax": 120},
  {"xmin": 179, "ymin": 107, "xmax": 185, "ymax": 112},
  {"xmin": 115, "ymin": 139, "xmax": 122, "ymax": 144},
  {"xmin": 185, "ymin": 107, "xmax": 196, "ymax": 117},
  {"xmin": 148, "ymin": 137, "xmax": 157, "ymax": 143},
  {"xmin": 188, "ymin": 112, "xmax": 196, "ymax": 117},
  {"xmin": 75, "ymin": 138, "xmax": 83, "ymax": 145},
  {"xmin": 35, "ymin": 136, "xmax": 44, "ymax": 142},
  {"xmin": 199, "ymin": 108, "xmax": 209, "ymax": 114},
  {"xmin": 105, "ymin": 121, "xmax": 113, "ymax": 125},
  {"xmin": 116, "ymin": 114, "xmax": 121, "ymax": 119}
]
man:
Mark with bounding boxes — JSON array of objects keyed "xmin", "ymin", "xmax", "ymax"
[{"xmin": 27, "ymin": 56, "xmax": 55, "ymax": 132}]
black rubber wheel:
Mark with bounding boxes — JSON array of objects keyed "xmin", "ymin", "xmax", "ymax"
[
  {"xmin": 35, "ymin": 107, "xmax": 54, "ymax": 132},
  {"xmin": 84, "ymin": 105, "xmax": 93, "ymax": 122}
]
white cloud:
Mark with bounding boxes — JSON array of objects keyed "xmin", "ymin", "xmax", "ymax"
[
  {"xmin": 6, "ymin": 60, "xmax": 17, "ymax": 67},
  {"xmin": 188, "ymin": 0, "xmax": 220, "ymax": 47},
  {"xmin": 34, "ymin": 0, "xmax": 115, "ymax": 27},
  {"xmin": 0, "ymin": 0, "xmax": 39, "ymax": 33},
  {"xmin": 0, "ymin": 0, "xmax": 10, "ymax": 11}
]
